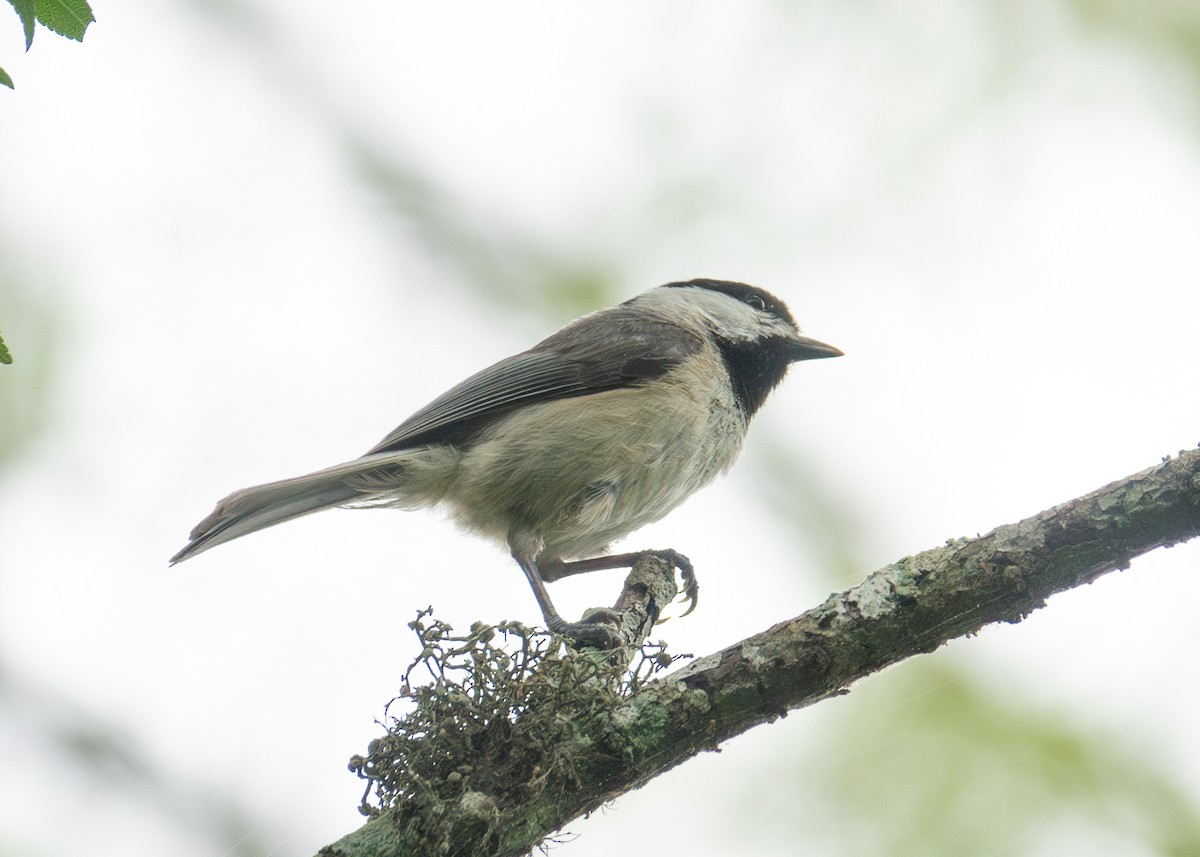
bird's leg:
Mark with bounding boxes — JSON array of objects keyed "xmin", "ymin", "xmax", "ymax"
[
  {"xmin": 543, "ymin": 549, "xmax": 699, "ymax": 617},
  {"xmin": 510, "ymin": 546, "xmax": 624, "ymax": 649}
]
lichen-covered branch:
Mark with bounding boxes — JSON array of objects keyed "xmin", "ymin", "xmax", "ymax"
[{"xmin": 319, "ymin": 447, "xmax": 1200, "ymax": 857}]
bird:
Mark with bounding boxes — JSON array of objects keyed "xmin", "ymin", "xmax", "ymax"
[{"xmin": 171, "ymin": 279, "xmax": 841, "ymax": 646}]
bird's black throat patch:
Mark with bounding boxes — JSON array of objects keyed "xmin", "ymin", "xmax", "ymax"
[{"xmin": 714, "ymin": 334, "xmax": 797, "ymax": 418}]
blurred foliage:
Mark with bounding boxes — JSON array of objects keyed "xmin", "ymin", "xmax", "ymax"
[
  {"xmin": 182, "ymin": 0, "xmax": 627, "ymax": 320},
  {"xmin": 1065, "ymin": 0, "xmax": 1200, "ymax": 82},
  {"xmin": 0, "ymin": 259, "xmax": 274, "ymax": 856},
  {"xmin": 751, "ymin": 433, "xmax": 872, "ymax": 586},
  {"xmin": 0, "ymin": 661, "xmax": 278, "ymax": 857},
  {"xmin": 0, "ymin": 261, "xmax": 57, "ymax": 466},
  {"xmin": 0, "ymin": 246, "xmax": 617, "ymax": 857},
  {"xmin": 753, "ymin": 660, "xmax": 1200, "ymax": 856},
  {"xmin": 347, "ymin": 134, "xmax": 621, "ymax": 318}
]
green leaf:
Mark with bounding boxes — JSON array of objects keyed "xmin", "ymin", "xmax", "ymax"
[
  {"xmin": 9, "ymin": 0, "xmax": 37, "ymax": 50},
  {"xmin": 0, "ymin": 329, "xmax": 11, "ymax": 363},
  {"xmin": 34, "ymin": 0, "xmax": 93, "ymax": 42},
  {"xmin": 0, "ymin": 66, "xmax": 13, "ymax": 89}
]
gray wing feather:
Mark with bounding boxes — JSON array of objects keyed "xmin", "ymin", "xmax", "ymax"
[{"xmin": 367, "ymin": 311, "xmax": 703, "ymax": 454}]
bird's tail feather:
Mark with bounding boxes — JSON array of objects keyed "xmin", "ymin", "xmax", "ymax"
[{"xmin": 169, "ymin": 456, "xmax": 403, "ymax": 565}]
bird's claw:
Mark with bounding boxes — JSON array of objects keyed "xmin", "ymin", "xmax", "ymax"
[
  {"xmin": 679, "ymin": 563, "xmax": 699, "ymax": 616},
  {"xmin": 641, "ymin": 549, "xmax": 699, "ymax": 617}
]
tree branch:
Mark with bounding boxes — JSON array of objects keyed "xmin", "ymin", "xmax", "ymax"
[{"xmin": 319, "ymin": 446, "xmax": 1200, "ymax": 857}]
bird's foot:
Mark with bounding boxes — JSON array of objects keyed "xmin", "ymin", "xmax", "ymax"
[
  {"xmin": 638, "ymin": 549, "xmax": 698, "ymax": 617},
  {"xmin": 548, "ymin": 609, "xmax": 624, "ymax": 649}
]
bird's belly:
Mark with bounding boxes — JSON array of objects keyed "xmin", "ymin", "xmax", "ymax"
[{"xmin": 442, "ymin": 380, "xmax": 746, "ymax": 560}]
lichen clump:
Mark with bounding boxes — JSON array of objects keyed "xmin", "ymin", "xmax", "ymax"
[{"xmin": 349, "ymin": 609, "xmax": 684, "ymax": 829}]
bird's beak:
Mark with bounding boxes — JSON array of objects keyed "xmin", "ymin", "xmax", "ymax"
[{"xmin": 787, "ymin": 333, "xmax": 843, "ymax": 361}]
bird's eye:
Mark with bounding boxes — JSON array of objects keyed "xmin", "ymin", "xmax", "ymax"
[{"xmin": 744, "ymin": 294, "xmax": 768, "ymax": 311}]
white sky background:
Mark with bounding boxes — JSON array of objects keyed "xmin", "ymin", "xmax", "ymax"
[{"xmin": 2, "ymin": 2, "xmax": 1200, "ymax": 856}]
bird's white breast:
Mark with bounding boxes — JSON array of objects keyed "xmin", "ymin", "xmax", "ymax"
[{"xmin": 442, "ymin": 346, "xmax": 747, "ymax": 561}]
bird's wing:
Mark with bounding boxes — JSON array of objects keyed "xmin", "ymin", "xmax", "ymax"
[{"xmin": 366, "ymin": 311, "xmax": 704, "ymax": 454}]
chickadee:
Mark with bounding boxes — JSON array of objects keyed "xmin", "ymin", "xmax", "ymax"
[{"xmin": 171, "ymin": 279, "xmax": 841, "ymax": 646}]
